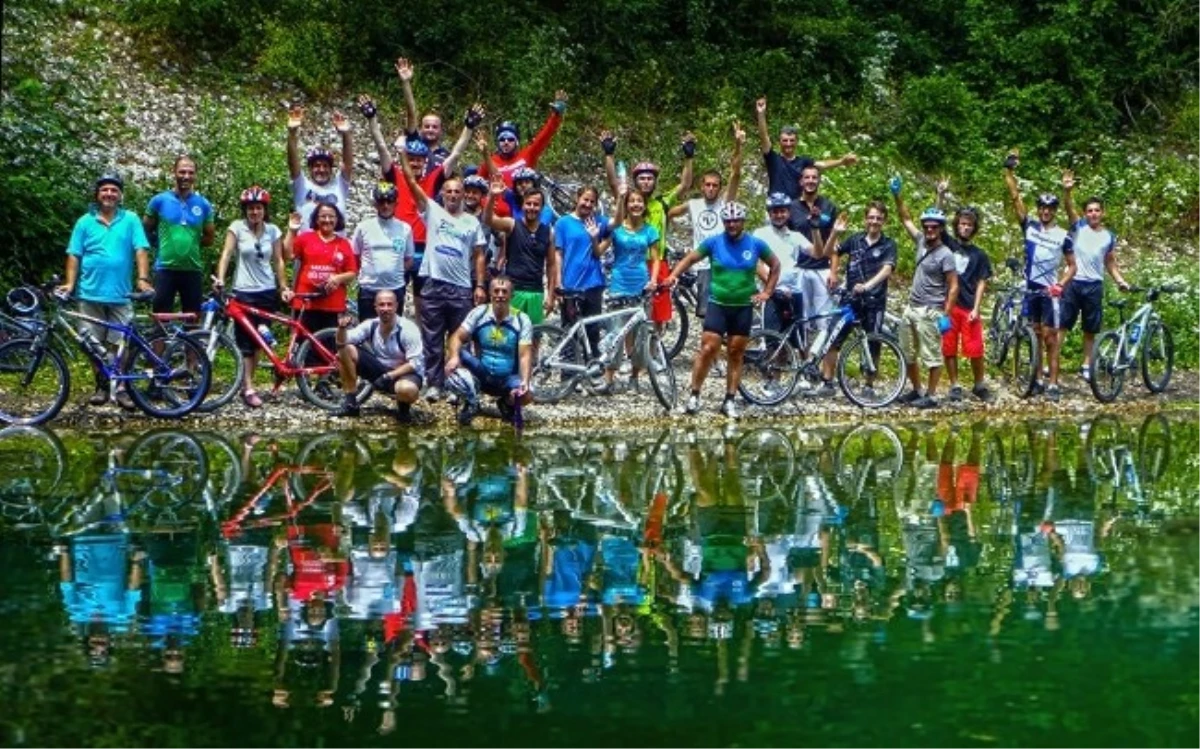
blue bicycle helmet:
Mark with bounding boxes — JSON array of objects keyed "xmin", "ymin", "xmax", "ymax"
[
  {"xmin": 918, "ymin": 207, "xmax": 947, "ymax": 225},
  {"xmin": 403, "ymin": 139, "xmax": 430, "ymax": 157},
  {"xmin": 765, "ymin": 192, "xmax": 791, "ymax": 210}
]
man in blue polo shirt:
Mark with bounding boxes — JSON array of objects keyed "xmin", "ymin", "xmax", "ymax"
[{"xmin": 57, "ymin": 172, "xmax": 154, "ymax": 407}]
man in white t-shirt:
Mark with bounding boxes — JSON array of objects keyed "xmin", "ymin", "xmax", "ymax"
[
  {"xmin": 286, "ymin": 105, "xmax": 353, "ymax": 232},
  {"xmin": 667, "ymin": 122, "xmax": 746, "ymax": 318},
  {"xmin": 334, "ymin": 290, "xmax": 424, "ymax": 422},
  {"xmin": 352, "ymin": 182, "xmax": 415, "ymax": 321}
]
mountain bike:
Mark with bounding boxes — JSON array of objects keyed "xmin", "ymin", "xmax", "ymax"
[
  {"xmin": 985, "ymin": 259, "xmax": 1042, "ymax": 398},
  {"xmin": 1088, "ymin": 284, "xmax": 1181, "ymax": 403},
  {"xmin": 0, "ymin": 281, "xmax": 211, "ymax": 425},
  {"xmin": 739, "ymin": 288, "xmax": 907, "ymax": 409},
  {"xmin": 531, "ymin": 288, "xmax": 676, "ymax": 411}
]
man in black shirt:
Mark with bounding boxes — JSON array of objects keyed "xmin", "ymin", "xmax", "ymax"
[
  {"xmin": 940, "ymin": 205, "xmax": 993, "ymax": 401},
  {"xmin": 754, "ymin": 96, "xmax": 858, "ymax": 199}
]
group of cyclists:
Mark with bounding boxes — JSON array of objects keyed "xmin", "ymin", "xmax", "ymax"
[{"xmin": 53, "ymin": 58, "xmax": 1135, "ymax": 426}]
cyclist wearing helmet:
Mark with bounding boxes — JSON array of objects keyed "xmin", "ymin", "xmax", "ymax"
[
  {"xmin": 892, "ymin": 182, "xmax": 959, "ymax": 409},
  {"xmin": 933, "ymin": 180, "xmax": 994, "ymax": 402},
  {"xmin": 671, "ymin": 121, "xmax": 747, "ymax": 319},
  {"xmin": 754, "ymin": 96, "xmax": 858, "ymax": 199},
  {"xmin": 665, "ymin": 201, "xmax": 780, "ymax": 419},
  {"xmin": 490, "ymin": 167, "xmax": 556, "ymax": 227},
  {"xmin": 483, "ymin": 173, "xmax": 558, "ymax": 325},
  {"xmin": 395, "ymin": 57, "xmax": 451, "ymax": 172},
  {"xmin": 601, "ymin": 130, "xmax": 696, "ymax": 328},
  {"xmin": 215, "ymin": 186, "xmax": 287, "ymax": 408},
  {"xmin": 1060, "ymin": 171, "xmax": 1131, "ymax": 382},
  {"xmin": 143, "ymin": 155, "xmax": 214, "ymax": 321},
  {"xmin": 752, "ymin": 191, "xmax": 815, "ymax": 350},
  {"xmin": 461, "ymin": 174, "xmax": 502, "ymax": 276},
  {"xmin": 351, "ymin": 182, "xmax": 416, "ymax": 321},
  {"xmin": 1003, "ymin": 150, "xmax": 1076, "ymax": 401},
  {"xmin": 57, "ymin": 171, "xmax": 153, "ymax": 408},
  {"xmin": 285, "ymin": 105, "xmax": 353, "ymax": 232},
  {"xmin": 477, "ymin": 90, "xmax": 569, "ymax": 187},
  {"xmin": 362, "ymin": 94, "xmax": 484, "ymax": 319}
]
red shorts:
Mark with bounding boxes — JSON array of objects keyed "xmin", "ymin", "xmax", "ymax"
[
  {"xmin": 941, "ymin": 305, "xmax": 984, "ymax": 359},
  {"xmin": 937, "ymin": 462, "xmax": 981, "ymax": 514},
  {"xmin": 649, "ymin": 260, "xmax": 672, "ymax": 323}
]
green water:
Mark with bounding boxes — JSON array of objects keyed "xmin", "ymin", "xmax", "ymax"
[{"xmin": 0, "ymin": 414, "xmax": 1196, "ymax": 747}]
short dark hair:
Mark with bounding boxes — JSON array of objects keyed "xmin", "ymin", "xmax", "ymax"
[
  {"xmin": 701, "ymin": 169, "xmax": 722, "ymax": 185},
  {"xmin": 308, "ymin": 199, "xmax": 345, "ymax": 232},
  {"xmin": 1084, "ymin": 196, "xmax": 1105, "ymax": 211},
  {"xmin": 866, "ymin": 200, "xmax": 888, "ymax": 218}
]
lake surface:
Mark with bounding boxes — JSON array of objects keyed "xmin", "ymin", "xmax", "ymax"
[{"xmin": 0, "ymin": 413, "xmax": 1196, "ymax": 747}]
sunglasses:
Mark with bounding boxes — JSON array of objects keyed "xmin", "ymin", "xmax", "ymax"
[{"xmin": 497, "ymin": 136, "xmax": 517, "ymax": 143}]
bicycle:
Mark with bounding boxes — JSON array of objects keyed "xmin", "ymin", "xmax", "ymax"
[
  {"xmin": 985, "ymin": 259, "xmax": 1043, "ymax": 398},
  {"xmin": 1088, "ymin": 284, "xmax": 1180, "ymax": 403},
  {"xmin": 0, "ymin": 281, "xmax": 211, "ymax": 425},
  {"xmin": 531, "ymin": 288, "xmax": 677, "ymax": 411},
  {"xmin": 740, "ymin": 287, "xmax": 908, "ymax": 409},
  {"xmin": 183, "ymin": 286, "xmax": 372, "ymax": 412}
]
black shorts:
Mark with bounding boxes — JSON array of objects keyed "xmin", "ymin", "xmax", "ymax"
[
  {"xmin": 1058, "ymin": 280, "xmax": 1103, "ymax": 334},
  {"xmin": 833, "ymin": 302, "xmax": 885, "ymax": 348},
  {"xmin": 703, "ymin": 303, "xmax": 753, "ymax": 338},
  {"xmin": 1023, "ymin": 284, "xmax": 1059, "ymax": 328},
  {"xmin": 354, "ymin": 346, "xmax": 422, "ymax": 390},
  {"xmin": 153, "ymin": 269, "xmax": 203, "ymax": 314},
  {"xmin": 232, "ymin": 290, "xmax": 278, "ymax": 355}
]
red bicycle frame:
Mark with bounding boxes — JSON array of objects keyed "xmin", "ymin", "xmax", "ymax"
[{"xmin": 222, "ymin": 293, "xmax": 340, "ymax": 391}]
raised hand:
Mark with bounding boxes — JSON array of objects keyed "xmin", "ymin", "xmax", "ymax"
[
  {"xmin": 681, "ymin": 131, "xmax": 696, "ymax": 158},
  {"xmin": 1004, "ymin": 149, "xmax": 1020, "ymax": 170},
  {"xmin": 287, "ymin": 104, "xmax": 304, "ymax": 131},
  {"xmin": 833, "ymin": 212, "xmax": 849, "ymax": 232},
  {"xmin": 332, "ymin": 111, "xmax": 350, "ymax": 133},
  {"xmin": 464, "ymin": 103, "xmax": 486, "ymax": 129},
  {"xmin": 599, "ymin": 129, "xmax": 617, "ymax": 155},
  {"xmin": 551, "ymin": 90, "xmax": 569, "ymax": 112},
  {"xmin": 842, "ymin": 152, "xmax": 860, "ymax": 166},
  {"xmin": 473, "ymin": 130, "xmax": 489, "ymax": 154},
  {"xmin": 584, "ymin": 216, "xmax": 600, "ymax": 239},
  {"xmin": 288, "ymin": 211, "xmax": 303, "ymax": 231},
  {"xmin": 732, "ymin": 120, "xmax": 746, "ymax": 144},
  {"xmin": 755, "ymin": 97, "xmax": 767, "ymax": 115},
  {"xmin": 395, "ymin": 58, "xmax": 413, "ymax": 82},
  {"xmin": 489, "ymin": 173, "xmax": 506, "ymax": 196},
  {"xmin": 356, "ymin": 94, "xmax": 377, "ymax": 119},
  {"xmin": 888, "ymin": 175, "xmax": 903, "ymax": 196},
  {"xmin": 936, "ymin": 176, "xmax": 950, "ymax": 195},
  {"xmin": 1061, "ymin": 169, "xmax": 1075, "ymax": 190}
]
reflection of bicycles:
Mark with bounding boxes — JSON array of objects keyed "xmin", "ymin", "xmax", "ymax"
[
  {"xmin": 0, "ymin": 282, "xmax": 211, "ymax": 425},
  {"xmin": 739, "ymin": 288, "xmax": 907, "ymax": 408},
  {"xmin": 981, "ymin": 422, "xmax": 1036, "ymax": 506},
  {"xmin": 1089, "ymin": 285, "xmax": 1180, "ymax": 403},
  {"xmin": 220, "ymin": 463, "xmax": 336, "ymax": 538},
  {"xmin": 832, "ymin": 424, "xmax": 903, "ymax": 495},
  {"xmin": 736, "ymin": 427, "xmax": 796, "ymax": 502},
  {"xmin": 1084, "ymin": 414, "xmax": 1168, "ymax": 527},
  {"xmin": 532, "ymin": 290, "xmax": 676, "ymax": 410}
]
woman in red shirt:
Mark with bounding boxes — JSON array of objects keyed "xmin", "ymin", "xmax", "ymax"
[{"xmin": 283, "ymin": 200, "xmax": 358, "ymax": 334}]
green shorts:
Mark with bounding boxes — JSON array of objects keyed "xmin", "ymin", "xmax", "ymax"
[{"xmin": 511, "ymin": 290, "xmax": 545, "ymax": 324}]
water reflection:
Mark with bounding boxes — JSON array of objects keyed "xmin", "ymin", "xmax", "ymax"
[{"xmin": 0, "ymin": 415, "xmax": 1196, "ymax": 744}]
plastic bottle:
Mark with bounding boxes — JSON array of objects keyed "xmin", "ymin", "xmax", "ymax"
[
  {"xmin": 1129, "ymin": 323, "xmax": 1141, "ymax": 344},
  {"xmin": 200, "ymin": 297, "xmax": 219, "ymax": 331},
  {"xmin": 257, "ymin": 324, "xmax": 276, "ymax": 347},
  {"xmin": 78, "ymin": 327, "xmax": 107, "ymax": 361},
  {"xmin": 599, "ymin": 329, "xmax": 619, "ymax": 357},
  {"xmin": 616, "ymin": 161, "xmax": 628, "ymax": 194}
]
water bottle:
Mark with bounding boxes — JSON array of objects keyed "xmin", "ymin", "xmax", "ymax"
[
  {"xmin": 200, "ymin": 297, "xmax": 219, "ymax": 331},
  {"xmin": 78, "ymin": 328, "xmax": 107, "ymax": 361},
  {"xmin": 616, "ymin": 161, "xmax": 628, "ymax": 194},
  {"xmin": 257, "ymin": 324, "xmax": 276, "ymax": 347},
  {"xmin": 599, "ymin": 329, "xmax": 619, "ymax": 357},
  {"xmin": 1129, "ymin": 323, "xmax": 1141, "ymax": 344}
]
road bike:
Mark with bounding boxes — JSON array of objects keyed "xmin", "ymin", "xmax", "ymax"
[
  {"xmin": 531, "ymin": 289, "xmax": 677, "ymax": 411},
  {"xmin": 1089, "ymin": 284, "xmax": 1180, "ymax": 403},
  {"xmin": 0, "ymin": 281, "xmax": 211, "ymax": 425}
]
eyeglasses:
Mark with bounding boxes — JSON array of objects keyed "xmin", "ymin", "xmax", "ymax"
[{"xmin": 497, "ymin": 136, "xmax": 517, "ymax": 143}]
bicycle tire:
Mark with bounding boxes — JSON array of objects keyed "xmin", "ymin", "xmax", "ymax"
[
  {"xmin": 985, "ymin": 296, "xmax": 1011, "ymax": 367},
  {"xmin": 192, "ymin": 431, "xmax": 244, "ymax": 511},
  {"xmin": 1136, "ymin": 413, "xmax": 1171, "ymax": 483},
  {"xmin": 833, "ymin": 424, "xmax": 903, "ymax": 495},
  {"xmin": 1007, "ymin": 325, "xmax": 1040, "ymax": 398},
  {"xmin": 640, "ymin": 429, "xmax": 684, "ymax": 506},
  {"xmin": 642, "ymin": 325, "xmax": 677, "ymax": 411},
  {"xmin": 291, "ymin": 431, "xmax": 372, "ymax": 500},
  {"xmin": 146, "ymin": 326, "xmax": 243, "ymax": 413},
  {"xmin": 837, "ymin": 331, "xmax": 906, "ymax": 408},
  {"xmin": 529, "ymin": 324, "xmax": 580, "ymax": 404},
  {"xmin": 295, "ymin": 327, "xmax": 373, "ymax": 411},
  {"xmin": 1088, "ymin": 329, "xmax": 1125, "ymax": 403},
  {"xmin": 661, "ymin": 293, "xmax": 689, "ymax": 360},
  {"xmin": 0, "ymin": 339, "xmax": 71, "ymax": 426},
  {"xmin": 1084, "ymin": 414, "xmax": 1124, "ymax": 481},
  {"xmin": 0, "ymin": 425, "xmax": 66, "ymax": 500},
  {"xmin": 737, "ymin": 329, "xmax": 799, "ymax": 406},
  {"xmin": 1139, "ymin": 319, "xmax": 1173, "ymax": 394},
  {"xmin": 125, "ymin": 334, "xmax": 212, "ymax": 418},
  {"xmin": 124, "ymin": 429, "xmax": 210, "ymax": 507},
  {"xmin": 737, "ymin": 427, "xmax": 796, "ymax": 502}
]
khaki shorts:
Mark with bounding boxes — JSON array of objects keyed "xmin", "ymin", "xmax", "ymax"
[
  {"xmin": 77, "ymin": 301, "xmax": 133, "ymax": 346},
  {"xmin": 899, "ymin": 304, "xmax": 944, "ymax": 370}
]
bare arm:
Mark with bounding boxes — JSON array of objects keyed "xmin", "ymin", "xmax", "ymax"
[
  {"xmin": 1104, "ymin": 250, "xmax": 1130, "ymax": 290},
  {"xmin": 600, "ymin": 130, "xmax": 619, "ymax": 198},
  {"xmin": 1058, "ymin": 251, "xmax": 1077, "ymax": 287},
  {"xmin": 201, "ymin": 222, "xmax": 215, "ymax": 248},
  {"xmin": 397, "ymin": 142, "xmax": 429, "ymax": 212},
  {"xmin": 726, "ymin": 121, "xmax": 746, "ymax": 201},
  {"xmin": 215, "ymin": 228, "xmax": 237, "ymax": 287},
  {"xmin": 440, "ymin": 104, "xmax": 484, "ymax": 177},
  {"xmin": 944, "ymin": 270, "xmax": 958, "ymax": 316},
  {"xmin": 893, "ymin": 191, "xmax": 919, "ymax": 241},
  {"xmin": 665, "ymin": 250, "xmax": 704, "ymax": 284},
  {"xmin": 286, "ymin": 105, "xmax": 303, "ymax": 180},
  {"xmin": 545, "ymin": 228, "xmax": 559, "ymax": 303},
  {"xmin": 395, "ymin": 58, "xmax": 418, "ymax": 134},
  {"xmin": 483, "ymin": 176, "xmax": 516, "ymax": 234},
  {"xmin": 813, "ymin": 153, "xmax": 859, "ymax": 171},
  {"xmin": 1003, "ymin": 150, "xmax": 1027, "ymax": 225},
  {"xmin": 754, "ymin": 97, "xmax": 772, "ymax": 155},
  {"xmin": 135, "ymin": 250, "xmax": 153, "ymax": 292},
  {"xmin": 1062, "ymin": 170, "xmax": 1079, "ymax": 225}
]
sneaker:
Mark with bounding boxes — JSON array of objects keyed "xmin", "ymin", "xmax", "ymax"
[
  {"xmin": 115, "ymin": 390, "xmax": 136, "ymax": 411},
  {"xmin": 913, "ymin": 395, "xmax": 939, "ymax": 410},
  {"xmin": 948, "ymin": 385, "xmax": 964, "ymax": 402},
  {"xmin": 446, "ymin": 392, "xmax": 459, "ymax": 406},
  {"xmin": 457, "ymin": 399, "xmax": 479, "ymax": 426},
  {"xmin": 793, "ymin": 379, "xmax": 815, "ymax": 394},
  {"xmin": 628, "ymin": 376, "xmax": 641, "ymax": 394},
  {"xmin": 859, "ymin": 385, "xmax": 877, "ymax": 402},
  {"xmin": 1078, "ymin": 365, "xmax": 1091, "ymax": 381},
  {"xmin": 618, "ymin": 361, "xmax": 632, "ymax": 376},
  {"xmin": 720, "ymin": 398, "xmax": 739, "ymax": 419},
  {"xmin": 814, "ymin": 381, "xmax": 838, "ymax": 398},
  {"xmin": 1029, "ymin": 381, "xmax": 1045, "ymax": 396},
  {"xmin": 684, "ymin": 394, "xmax": 701, "ymax": 415},
  {"xmin": 335, "ymin": 395, "xmax": 360, "ymax": 417},
  {"xmin": 394, "ymin": 402, "xmax": 413, "ymax": 424},
  {"xmin": 1046, "ymin": 383, "xmax": 1062, "ymax": 403},
  {"xmin": 971, "ymin": 383, "xmax": 992, "ymax": 402},
  {"xmin": 425, "ymin": 386, "xmax": 444, "ymax": 403},
  {"xmin": 898, "ymin": 389, "xmax": 923, "ymax": 405},
  {"xmin": 88, "ymin": 388, "xmax": 110, "ymax": 406}
]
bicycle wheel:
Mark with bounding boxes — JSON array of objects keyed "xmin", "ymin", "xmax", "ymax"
[
  {"xmin": 125, "ymin": 334, "xmax": 212, "ymax": 418},
  {"xmin": 643, "ymin": 325, "xmax": 677, "ymax": 411},
  {"xmin": 1140, "ymin": 319, "xmax": 1173, "ymax": 394},
  {"xmin": 985, "ymin": 297, "xmax": 1010, "ymax": 367},
  {"xmin": 1088, "ymin": 330, "xmax": 1126, "ymax": 403},
  {"xmin": 194, "ymin": 328, "xmax": 244, "ymax": 413},
  {"xmin": 833, "ymin": 424, "xmax": 903, "ymax": 494},
  {"xmin": 737, "ymin": 427, "xmax": 796, "ymax": 502},
  {"xmin": 837, "ymin": 331, "xmax": 906, "ymax": 408},
  {"xmin": 124, "ymin": 430, "xmax": 209, "ymax": 506},
  {"xmin": 0, "ymin": 425, "xmax": 66, "ymax": 500},
  {"xmin": 1084, "ymin": 414, "xmax": 1125, "ymax": 482},
  {"xmin": 295, "ymin": 327, "xmax": 372, "ymax": 411},
  {"xmin": 193, "ymin": 431, "xmax": 244, "ymax": 511},
  {"xmin": 1004, "ymin": 326, "xmax": 1039, "ymax": 398},
  {"xmin": 0, "ymin": 339, "xmax": 70, "ymax": 426},
  {"xmin": 737, "ymin": 329, "xmax": 799, "ymax": 406},
  {"xmin": 292, "ymin": 431, "xmax": 372, "ymax": 500},
  {"xmin": 640, "ymin": 429, "xmax": 684, "ymax": 506},
  {"xmin": 1137, "ymin": 413, "xmax": 1171, "ymax": 483},
  {"xmin": 661, "ymin": 294, "xmax": 689, "ymax": 360},
  {"xmin": 529, "ymin": 324, "xmax": 580, "ymax": 404}
]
